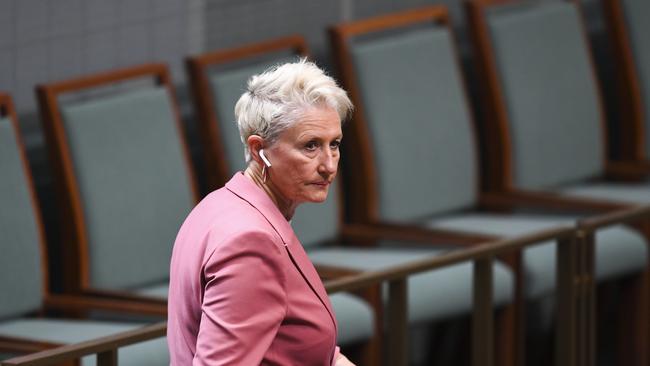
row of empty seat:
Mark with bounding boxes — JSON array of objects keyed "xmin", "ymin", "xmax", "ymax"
[{"xmin": 1, "ymin": 0, "xmax": 649, "ymax": 365}]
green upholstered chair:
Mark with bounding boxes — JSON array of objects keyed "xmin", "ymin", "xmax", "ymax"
[
  {"xmin": 187, "ymin": 35, "xmax": 516, "ymax": 365},
  {"xmin": 36, "ymin": 64, "xmax": 199, "ymax": 305},
  {"xmin": 0, "ymin": 93, "xmax": 168, "ymax": 365},
  {"xmin": 331, "ymin": 4, "xmax": 648, "ymax": 363},
  {"xmin": 466, "ymin": 0, "xmax": 650, "ymax": 363},
  {"xmin": 468, "ymin": 0, "xmax": 650, "ymax": 205}
]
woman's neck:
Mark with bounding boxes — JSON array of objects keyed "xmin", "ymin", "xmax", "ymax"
[{"xmin": 244, "ymin": 165, "xmax": 297, "ymax": 221}]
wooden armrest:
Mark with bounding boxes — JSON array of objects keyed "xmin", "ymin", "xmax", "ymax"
[
  {"xmin": 340, "ymin": 222, "xmax": 496, "ymax": 246},
  {"xmin": 43, "ymin": 294, "xmax": 166, "ymax": 317},
  {"xmin": 80, "ymin": 288, "xmax": 166, "ymax": 304},
  {"xmin": 1, "ymin": 323, "xmax": 166, "ymax": 366},
  {"xmin": 604, "ymin": 161, "xmax": 650, "ymax": 182},
  {"xmin": 314, "ymin": 264, "xmax": 362, "ymax": 281},
  {"xmin": 0, "ymin": 336, "xmax": 61, "ymax": 354},
  {"xmin": 478, "ymin": 190, "xmax": 628, "ymax": 214}
]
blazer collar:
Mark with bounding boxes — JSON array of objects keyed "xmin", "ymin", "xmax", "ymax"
[
  {"xmin": 225, "ymin": 172, "xmax": 338, "ymax": 331},
  {"xmin": 225, "ymin": 172, "xmax": 295, "ymax": 245}
]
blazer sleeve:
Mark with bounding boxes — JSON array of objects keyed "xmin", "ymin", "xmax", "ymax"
[{"xmin": 193, "ymin": 229, "xmax": 287, "ymax": 365}]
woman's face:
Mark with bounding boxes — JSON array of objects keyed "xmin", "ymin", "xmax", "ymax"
[{"xmin": 265, "ymin": 106, "xmax": 342, "ymax": 205}]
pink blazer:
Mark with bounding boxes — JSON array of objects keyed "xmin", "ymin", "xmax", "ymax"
[{"xmin": 168, "ymin": 172, "xmax": 339, "ymax": 365}]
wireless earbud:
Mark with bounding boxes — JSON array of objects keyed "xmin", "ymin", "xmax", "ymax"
[{"xmin": 259, "ymin": 149, "xmax": 272, "ymax": 168}]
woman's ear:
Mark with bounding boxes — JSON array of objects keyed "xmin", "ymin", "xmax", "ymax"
[{"xmin": 247, "ymin": 135, "xmax": 265, "ymax": 165}]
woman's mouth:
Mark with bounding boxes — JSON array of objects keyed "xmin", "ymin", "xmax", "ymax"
[{"xmin": 311, "ymin": 181, "xmax": 330, "ymax": 187}]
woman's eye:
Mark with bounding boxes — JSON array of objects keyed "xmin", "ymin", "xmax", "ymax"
[{"xmin": 305, "ymin": 141, "xmax": 318, "ymax": 151}]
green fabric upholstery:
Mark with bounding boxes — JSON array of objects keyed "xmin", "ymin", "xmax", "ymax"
[
  {"xmin": 0, "ymin": 117, "xmax": 43, "ymax": 319},
  {"xmin": 0, "ymin": 318, "xmax": 168, "ymax": 366},
  {"xmin": 427, "ymin": 213, "xmax": 647, "ymax": 298},
  {"xmin": 350, "ymin": 26, "xmax": 477, "ymax": 222},
  {"xmin": 486, "ymin": 1, "xmax": 603, "ymax": 189},
  {"xmin": 60, "ymin": 87, "xmax": 195, "ymax": 290},
  {"xmin": 309, "ymin": 247, "xmax": 513, "ymax": 323},
  {"xmin": 560, "ymin": 181, "xmax": 650, "ymax": 203},
  {"xmin": 291, "ymin": 180, "xmax": 340, "ymax": 248},
  {"xmin": 619, "ymin": 0, "xmax": 650, "ymax": 158},
  {"xmin": 209, "ymin": 56, "xmax": 339, "ymax": 247},
  {"xmin": 209, "ymin": 56, "xmax": 297, "ymax": 173},
  {"xmin": 132, "ymin": 282, "xmax": 168, "ymax": 300},
  {"xmin": 329, "ymin": 293, "xmax": 374, "ymax": 344}
]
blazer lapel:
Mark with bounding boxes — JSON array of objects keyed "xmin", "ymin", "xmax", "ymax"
[
  {"xmin": 282, "ymin": 231, "xmax": 338, "ymax": 331},
  {"xmin": 225, "ymin": 173, "xmax": 338, "ymax": 331}
]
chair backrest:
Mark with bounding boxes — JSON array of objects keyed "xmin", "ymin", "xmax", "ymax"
[
  {"xmin": 331, "ymin": 6, "xmax": 479, "ymax": 224},
  {"xmin": 37, "ymin": 65, "xmax": 199, "ymax": 292},
  {"xmin": 0, "ymin": 94, "xmax": 46, "ymax": 319},
  {"xmin": 187, "ymin": 37, "xmax": 339, "ymax": 248},
  {"xmin": 602, "ymin": 0, "xmax": 650, "ymax": 160},
  {"xmin": 468, "ymin": 0, "xmax": 606, "ymax": 190}
]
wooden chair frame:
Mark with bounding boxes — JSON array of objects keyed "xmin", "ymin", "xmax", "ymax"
[
  {"xmin": 0, "ymin": 93, "xmax": 172, "ymax": 364},
  {"xmin": 330, "ymin": 6, "xmax": 455, "ymax": 225},
  {"xmin": 36, "ymin": 64, "xmax": 201, "ymax": 303},
  {"xmin": 465, "ymin": 1, "xmax": 650, "ymax": 364},
  {"xmin": 466, "ymin": 0, "xmax": 649, "ymax": 193},
  {"xmin": 602, "ymin": 0, "xmax": 647, "ymax": 162}
]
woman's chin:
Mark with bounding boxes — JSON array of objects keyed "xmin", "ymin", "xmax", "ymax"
[{"xmin": 305, "ymin": 191, "xmax": 329, "ymax": 203}]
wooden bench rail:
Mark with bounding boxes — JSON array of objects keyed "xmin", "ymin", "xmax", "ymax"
[{"xmin": 1, "ymin": 323, "xmax": 166, "ymax": 366}]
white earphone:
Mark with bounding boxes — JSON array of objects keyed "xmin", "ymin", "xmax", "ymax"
[{"xmin": 259, "ymin": 149, "xmax": 272, "ymax": 168}]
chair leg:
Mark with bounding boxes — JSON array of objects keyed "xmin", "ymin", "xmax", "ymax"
[
  {"xmin": 354, "ymin": 285, "xmax": 383, "ymax": 366},
  {"xmin": 422, "ymin": 317, "xmax": 464, "ymax": 366},
  {"xmin": 495, "ymin": 252, "xmax": 523, "ymax": 366},
  {"xmin": 358, "ymin": 332, "xmax": 381, "ymax": 366},
  {"xmin": 617, "ymin": 269, "xmax": 649, "ymax": 366},
  {"xmin": 495, "ymin": 302, "xmax": 518, "ymax": 366}
]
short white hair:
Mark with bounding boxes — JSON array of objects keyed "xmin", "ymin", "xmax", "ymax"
[{"xmin": 234, "ymin": 58, "xmax": 353, "ymax": 162}]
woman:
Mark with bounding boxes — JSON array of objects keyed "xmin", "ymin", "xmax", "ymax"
[{"xmin": 167, "ymin": 60, "xmax": 356, "ymax": 366}]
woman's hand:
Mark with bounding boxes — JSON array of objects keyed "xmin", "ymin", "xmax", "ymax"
[{"xmin": 335, "ymin": 353, "xmax": 356, "ymax": 366}]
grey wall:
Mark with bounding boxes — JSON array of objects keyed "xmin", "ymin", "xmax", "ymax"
[
  {"xmin": 204, "ymin": 0, "xmax": 467, "ymax": 66},
  {"xmin": 1, "ymin": 0, "xmax": 203, "ymax": 114}
]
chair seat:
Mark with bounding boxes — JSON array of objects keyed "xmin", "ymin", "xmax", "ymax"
[
  {"xmin": 133, "ymin": 281, "xmax": 374, "ymax": 345},
  {"xmin": 308, "ymin": 247, "xmax": 514, "ymax": 324},
  {"xmin": 426, "ymin": 213, "xmax": 648, "ymax": 298},
  {"xmin": 329, "ymin": 293, "xmax": 375, "ymax": 344},
  {"xmin": 133, "ymin": 282, "xmax": 169, "ymax": 300},
  {"xmin": 560, "ymin": 181, "xmax": 650, "ymax": 204},
  {"xmin": 0, "ymin": 318, "xmax": 168, "ymax": 366}
]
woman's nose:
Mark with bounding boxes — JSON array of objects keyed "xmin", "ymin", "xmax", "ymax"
[{"xmin": 318, "ymin": 150, "xmax": 337, "ymax": 174}]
